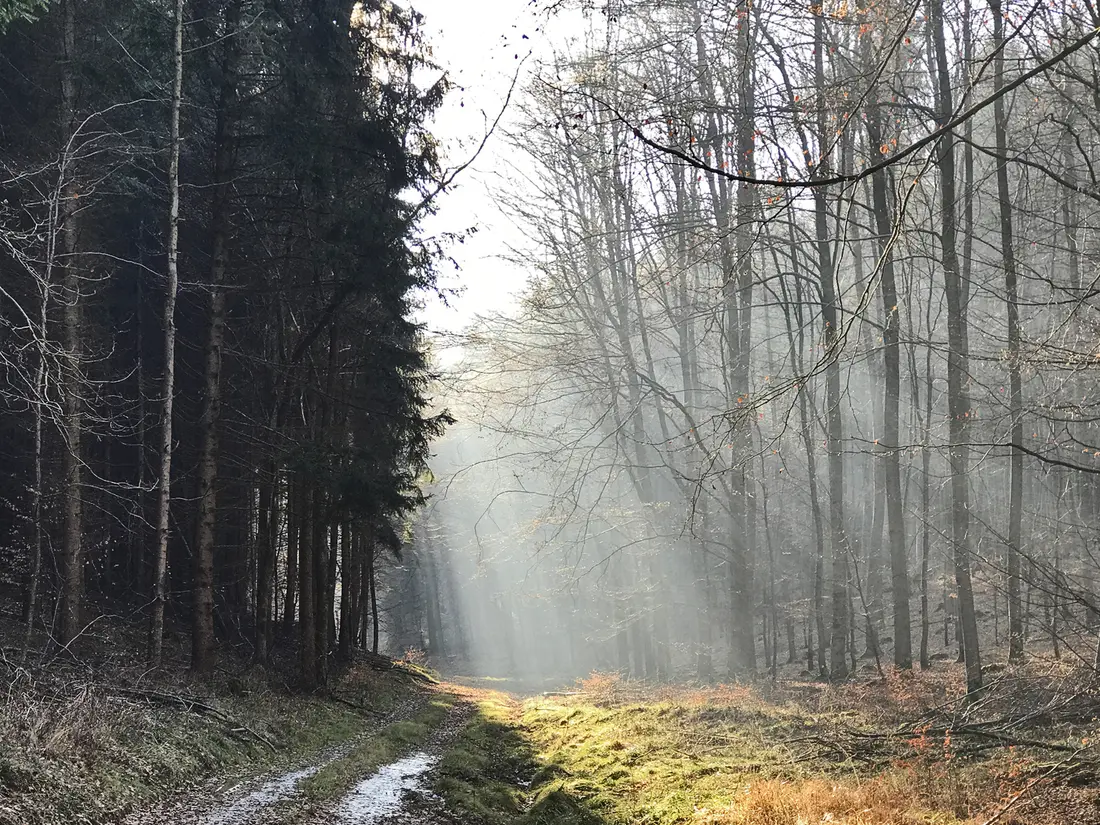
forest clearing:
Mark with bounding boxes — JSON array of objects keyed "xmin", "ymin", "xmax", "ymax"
[{"xmin": 5, "ymin": 0, "xmax": 1100, "ymax": 821}]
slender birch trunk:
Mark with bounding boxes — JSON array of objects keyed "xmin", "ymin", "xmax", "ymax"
[{"xmin": 149, "ymin": 0, "xmax": 184, "ymax": 664}]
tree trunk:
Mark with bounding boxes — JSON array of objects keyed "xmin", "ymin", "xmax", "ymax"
[
  {"xmin": 866, "ymin": 107, "xmax": 912, "ymax": 669},
  {"xmin": 23, "ymin": 273, "xmax": 49, "ymax": 658},
  {"xmin": 919, "ymin": 351, "xmax": 932, "ymax": 669},
  {"xmin": 930, "ymin": 0, "xmax": 982, "ymax": 692},
  {"xmin": 149, "ymin": 0, "xmax": 184, "ymax": 664},
  {"xmin": 322, "ymin": 522, "xmax": 337, "ymax": 670},
  {"xmin": 989, "ymin": 0, "xmax": 1025, "ymax": 665},
  {"xmin": 255, "ymin": 469, "xmax": 279, "ymax": 663},
  {"xmin": 306, "ymin": 488, "xmax": 326, "ymax": 684},
  {"xmin": 58, "ymin": 0, "xmax": 85, "ymax": 649},
  {"xmin": 369, "ymin": 540, "xmax": 379, "ymax": 655},
  {"xmin": 814, "ymin": 9, "xmax": 849, "ymax": 681},
  {"xmin": 338, "ymin": 524, "xmax": 353, "ymax": 661},
  {"xmin": 191, "ymin": 0, "xmax": 240, "ymax": 673},
  {"xmin": 425, "ymin": 546, "xmax": 445, "ymax": 659},
  {"xmin": 283, "ymin": 479, "xmax": 299, "ymax": 636},
  {"xmin": 299, "ymin": 485, "xmax": 317, "ymax": 687},
  {"xmin": 732, "ymin": 0, "xmax": 758, "ymax": 678}
]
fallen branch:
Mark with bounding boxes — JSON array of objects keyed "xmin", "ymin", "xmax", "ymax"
[
  {"xmin": 104, "ymin": 685, "xmax": 276, "ymax": 752},
  {"xmin": 978, "ymin": 749, "xmax": 1083, "ymax": 825},
  {"xmin": 328, "ymin": 693, "xmax": 385, "ymax": 717}
]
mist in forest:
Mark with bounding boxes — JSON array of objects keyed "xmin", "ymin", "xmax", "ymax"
[
  {"xmin": 2, "ymin": 0, "xmax": 1098, "ymax": 697},
  {"xmin": 397, "ymin": 1, "xmax": 1100, "ymax": 689}
]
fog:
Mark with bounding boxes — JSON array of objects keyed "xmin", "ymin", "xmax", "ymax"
[{"xmin": 384, "ymin": 1, "xmax": 1100, "ymax": 688}]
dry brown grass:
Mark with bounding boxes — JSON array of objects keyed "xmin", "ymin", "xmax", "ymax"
[
  {"xmin": 510, "ymin": 667, "xmax": 1100, "ymax": 825},
  {"xmin": 0, "ymin": 651, "xmax": 418, "ymax": 825},
  {"xmin": 692, "ymin": 768, "xmax": 988, "ymax": 825}
]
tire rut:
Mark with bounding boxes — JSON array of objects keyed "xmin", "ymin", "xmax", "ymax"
[
  {"xmin": 124, "ymin": 693, "xmax": 425, "ymax": 825},
  {"xmin": 311, "ymin": 701, "xmax": 474, "ymax": 825}
]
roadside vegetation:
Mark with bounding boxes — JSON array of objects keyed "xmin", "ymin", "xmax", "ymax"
[
  {"xmin": 436, "ymin": 668, "xmax": 1100, "ymax": 825},
  {"xmin": 0, "ymin": 614, "xmax": 430, "ymax": 825},
  {"xmin": 6, "ymin": 610, "xmax": 1100, "ymax": 825}
]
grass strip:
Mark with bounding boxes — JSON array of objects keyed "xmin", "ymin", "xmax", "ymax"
[{"xmin": 297, "ymin": 695, "xmax": 454, "ymax": 803}]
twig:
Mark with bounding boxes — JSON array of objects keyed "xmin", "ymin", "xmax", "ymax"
[
  {"xmin": 978, "ymin": 749, "xmax": 1083, "ymax": 825},
  {"xmin": 104, "ymin": 685, "xmax": 277, "ymax": 752}
]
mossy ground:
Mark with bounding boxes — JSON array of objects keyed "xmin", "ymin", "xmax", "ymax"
[
  {"xmin": 433, "ymin": 673, "xmax": 1068, "ymax": 825},
  {"xmin": 435, "ymin": 689, "xmax": 602, "ymax": 825}
]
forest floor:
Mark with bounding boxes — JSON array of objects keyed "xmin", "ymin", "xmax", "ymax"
[
  {"xmin": 5, "ymin": 608, "xmax": 1100, "ymax": 825},
  {"xmin": 0, "ymin": 609, "xmax": 444, "ymax": 825},
  {"xmin": 437, "ymin": 667, "xmax": 1100, "ymax": 825}
]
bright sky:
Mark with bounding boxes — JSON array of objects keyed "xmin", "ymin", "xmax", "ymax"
[
  {"xmin": 412, "ymin": 1, "xmax": 533, "ymax": 342},
  {"xmin": 412, "ymin": 0, "xmax": 581, "ymax": 356}
]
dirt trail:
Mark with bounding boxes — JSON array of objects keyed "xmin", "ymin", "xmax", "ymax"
[
  {"xmin": 126, "ymin": 695, "xmax": 472, "ymax": 825},
  {"xmin": 313, "ymin": 700, "xmax": 473, "ymax": 825},
  {"xmin": 124, "ymin": 694, "xmax": 422, "ymax": 825}
]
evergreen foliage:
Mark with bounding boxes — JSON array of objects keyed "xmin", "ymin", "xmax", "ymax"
[{"xmin": 0, "ymin": 0, "xmax": 449, "ymax": 683}]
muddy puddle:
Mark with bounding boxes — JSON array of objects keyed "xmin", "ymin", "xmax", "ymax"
[{"xmin": 331, "ymin": 751, "xmax": 439, "ymax": 823}]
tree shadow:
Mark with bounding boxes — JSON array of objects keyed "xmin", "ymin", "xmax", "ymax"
[{"xmin": 434, "ymin": 701, "xmax": 608, "ymax": 825}]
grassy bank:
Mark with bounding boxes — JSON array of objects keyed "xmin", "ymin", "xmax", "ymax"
[
  {"xmin": 0, "ymin": 656, "xmax": 423, "ymax": 825},
  {"xmin": 434, "ymin": 672, "xmax": 1088, "ymax": 825}
]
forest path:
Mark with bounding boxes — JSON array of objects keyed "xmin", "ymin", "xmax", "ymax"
[
  {"xmin": 309, "ymin": 700, "xmax": 473, "ymax": 825},
  {"xmin": 122, "ymin": 688, "xmax": 458, "ymax": 825},
  {"xmin": 118, "ymin": 674, "xmax": 1100, "ymax": 825}
]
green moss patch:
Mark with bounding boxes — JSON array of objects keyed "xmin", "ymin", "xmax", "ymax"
[{"xmin": 434, "ymin": 693, "xmax": 604, "ymax": 825}]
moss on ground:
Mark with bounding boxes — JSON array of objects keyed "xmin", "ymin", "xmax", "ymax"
[
  {"xmin": 435, "ymin": 681, "xmax": 1017, "ymax": 825},
  {"xmin": 434, "ymin": 691, "xmax": 604, "ymax": 825}
]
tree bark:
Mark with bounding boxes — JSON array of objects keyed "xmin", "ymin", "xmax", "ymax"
[
  {"xmin": 930, "ymin": 0, "xmax": 982, "ymax": 692},
  {"xmin": 58, "ymin": 0, "xmax": 85, "ymax": 649},
  {"xmin": 425, "ymin": 544, "xmax": 445, "ymax": 659},
  {"xmin": 813, "ymin": 9, "xmax": 849, "ymax": 680},
  {"xmin": 23, "ymin": 270, "xmax": 49, "ymax": 658},
  {"xmin": 149, "ymin": 0, "xmax": 184, "ymax": 665},
  {"xmin": 989, "ymin": 0, "xmax": 1025, "ymax": 665},
  {"xmin": 255, "ymin": 469, "xmax": 280, "ymax": 663},
  {"xmin": 338, "ymin": 524, "xmax": 353, "ymax": 661},
  {"xmin": 299, "ymin": 484, "xmax": 317, "ymax": 687},
  {"xmin": 283, "ymin": 479, "xmax": 299, "ymax": 637},
  {"xmin": 369, "ymin": 539, "xmax": 379, "ymax": 655},
  {"xmin": 866, "ymin": 108, "xmax": 912, "ymax": 669},
  {"xmin": 191, "ymin": 0, "xmax": 240, "ymax": 672}
]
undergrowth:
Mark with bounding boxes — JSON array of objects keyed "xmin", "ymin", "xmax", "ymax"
[
  {"xmin": 435, "ymin": 673, "xmax": 1066, "ymax": 825},
  {"xmin": 521, "ymin": 679, "xmax": 996, "ymax": 825},
  {"xmin": 0, "ymin": 653, "xmax": 416, "ymax": 825}
]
